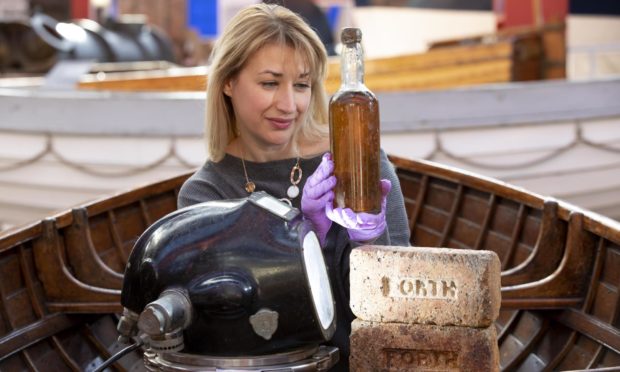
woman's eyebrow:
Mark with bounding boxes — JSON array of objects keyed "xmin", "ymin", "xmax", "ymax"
[
  {"xmin": 258, "ymin": 70, "xmax": 282, "ymax": 77},
  {"xmin": 257, "ymin": 70, "xmax": 310, "ymax": 78}
]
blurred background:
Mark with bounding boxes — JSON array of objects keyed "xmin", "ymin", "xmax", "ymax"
[
  {"xmin": 0, "ymin": 0, "xmax": 619, "ymax": 232},
  {"xmin": 2, "ymin": 0, "xmax": 618, "ymax": 75}
]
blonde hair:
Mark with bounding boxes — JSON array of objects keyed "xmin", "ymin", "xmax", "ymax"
[{"xmin": 205, "ymin": 3, "xmax": 329, "ymax": 162}]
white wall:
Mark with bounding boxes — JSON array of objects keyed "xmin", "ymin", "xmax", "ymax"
[
  {"xmin": 352, "ymin": 7, "xmax": 496, "ymax": 58},
  {"xmin": 567, "ymin": 15, "xmax": 620, "ymax": 79}
]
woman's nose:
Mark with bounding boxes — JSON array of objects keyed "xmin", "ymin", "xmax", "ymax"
[{"xmin": 274, "ymin": 86, "xmax": 295, "ymax": 113}]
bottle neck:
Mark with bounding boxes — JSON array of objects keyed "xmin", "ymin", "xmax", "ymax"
[{"xmin": 340, "ymin": 42, "xmax": 365, "ymax": 90}]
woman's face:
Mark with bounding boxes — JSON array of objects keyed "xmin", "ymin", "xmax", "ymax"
[{"xmin": 224, "ymin": 43, "xmax": 312, "ymax": 156}]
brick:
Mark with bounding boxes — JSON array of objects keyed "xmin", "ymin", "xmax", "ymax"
[
  {"xmin": 350, "ymin": 319, "xmax": 500, "ymax": 372},
  {"xmin": 350, "ymin": 245, "xmax": 501, "ymax": 327}
]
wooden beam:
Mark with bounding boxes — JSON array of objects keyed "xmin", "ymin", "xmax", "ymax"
[{"xmin": 0, "ymin": 314, "xmax": 83, "ymax": 360}]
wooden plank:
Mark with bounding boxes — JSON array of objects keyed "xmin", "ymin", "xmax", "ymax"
[
  {"xmin": 475, "ymin": 194, "xmax": 497, "ymax": 250},
  {"xmin": 81, "ymin": 324, "xmax": 126, "ymax": 372},
  {"xmin": 430, "ymin": 22, "xmax": 563, "ymax": 81},
  {"xmin": 46, "ymin": 302, "xmax": 122, "ymax": 313},
  {"xmin": 500, "ymin": 312, "xmax": 548, "ymax": 371},
  {"xmin": 407, "ymin": 174, "xmax": 428, "ymax": 235},
  {"xmin": 546, "ymin": 330, "xmax": 578, "ymax": 370},
  {"xmin": 439, "ymin": 184, "xmax": 463, "ymax": 246},
  {"xmin": 50, "ymin": 335, "xmax": 81, "ymax": 372},
  {"xmin": 139, "ymin": 200, "xmax": 153, "ymax": 226},
  {"xmin": 32, "ymin": 219, "xmax": 121, "ymax": 306},
  {"xmin": 0, "ymin": 223, "xmax": 41, "ymax": 254},
  {"xmin": 581, "ymin": 238, "xmax": 607, "ymax": 312},
  {"xmin": 502, "ymin": 200, "xmax": 567, "ymax": 286},
  {"xmin": 79, "ymin": 41, "xmax": 517, "ymax": 93},
  {"xmin": 501, "ymin": 297, "xmax": 582, "ymax": 309},
  {"xmin": 502, "ymin": 204, "xmax": 527, "ymax": 270},
  {"xmin": 349, "ymin": 59, "xmax": 512, "ymax": 93},
  {"xmin": 497, "ymin": 310, "xmax": 520, "ymax": 342},
  {"xmin": 78, "ymin": 56, "xmax": 514, "ymax": 93},
  {"xmin": 326, "ymin": 41, "xmax": 514, "ymax": 78},
  {"xmin": 555, "ymin": 309, "xmax": 620, "ymax": 354},
  {"xmin": 78, "ymin": 72, "xmax": 207, "ymax": 92},
  {"xmin": 541, "ymin": 23, "xmax": 567, "ymax": 79},
  {"xmin": 501, "ymin": 212, "xmax": 598, "ymax": 306},
  {"xmin": 64, "ymin": 208, "xmax": 124, "ymax": 289},
  {"xmin": 19, "ymin": 245, "xmax": 45, "ymax": 318},
  {"xmin": 107, "ymin": 210, "xmax": 130, "ymax": 264},
  {"xmin": 0, "ymin": 314, "xmax": 83, "ymax": 360}
]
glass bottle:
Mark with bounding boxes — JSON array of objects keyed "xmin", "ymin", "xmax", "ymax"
[{"xmin": 329, "ymin": 28, "xmax": 381, "ymax": 214}]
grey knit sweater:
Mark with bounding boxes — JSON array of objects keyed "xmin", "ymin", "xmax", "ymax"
[
  {"xmin": 177, "ymin": 149, "xmax": 410, "ymax": 371},
  {"xmin": 178, "ymin": 149, "xmax": 410, "ymax": 246}
]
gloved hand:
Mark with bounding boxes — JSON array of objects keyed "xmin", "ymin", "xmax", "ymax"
[
  {"xmin": 301, "ymin": 153, "xmax": 336, "ymax": 246},
  {"xmin": 326, "ymin": 179, "xmax": 391, "ymax": 243}
]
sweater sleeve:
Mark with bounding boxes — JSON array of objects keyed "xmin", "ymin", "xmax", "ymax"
[
  {"xmin": 177, "ymin": 168, "xmax": 225, "ymax": 209},
  {"xmin": 377, "ymin": 149, "xmax": 411, "ymax": 246}
]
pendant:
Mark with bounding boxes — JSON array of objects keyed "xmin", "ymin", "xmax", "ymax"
[
  {"xmin": 245, "ymin": 181, "xmax": 256, "ymax": 193},
  {"xmin": 287, "ymin": 185, "xmax": 299, "ymax": 199}
]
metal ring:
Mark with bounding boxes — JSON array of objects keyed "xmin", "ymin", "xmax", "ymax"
[{"xmin": 290, "ymin": 162, "xmax": 302, "ymax": 186}]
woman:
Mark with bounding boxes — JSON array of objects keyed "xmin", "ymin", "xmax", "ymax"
[{"xmin": 178, "ymin": 3, "xmax": 410, "ymax": 370}]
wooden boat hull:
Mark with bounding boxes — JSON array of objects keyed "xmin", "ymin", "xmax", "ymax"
[{"xmin": 0, "ymin": 155, "xmax": 618, "ymax": 370}]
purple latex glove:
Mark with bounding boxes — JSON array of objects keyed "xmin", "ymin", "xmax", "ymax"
[
  {"xmin": 326, "ymin": 179, "xmax": 392, "ymax": 243},
  {"xmin": 301, "ymin": 153, "xmax": 336, "ymax": 246}
]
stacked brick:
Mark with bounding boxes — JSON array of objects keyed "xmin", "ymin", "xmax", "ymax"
[{"xmin": 349, "ymin": 246, "xmax": 501, "ymax": 371}]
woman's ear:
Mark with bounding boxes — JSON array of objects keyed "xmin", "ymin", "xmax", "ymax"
[{"xmin": 223, "ymin": 79, "xmax": 233, "ymax": 97}]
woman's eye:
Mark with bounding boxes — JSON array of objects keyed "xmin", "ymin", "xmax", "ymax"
[
  {"xmin": 295, "ymin": 82, "xmax": 311, "ymax": 90},
  {"xmin": 261, "ymin": 81, "xmax": 278, "ymax": 88}
]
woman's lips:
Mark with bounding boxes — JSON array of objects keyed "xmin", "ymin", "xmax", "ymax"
[{"xmin": 268, "ymin": 118, "xmax": 294, "ymax": 129}]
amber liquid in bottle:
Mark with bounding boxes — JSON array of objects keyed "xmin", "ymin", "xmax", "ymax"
[{"xmin": 329, "ymin": 28, "xmax": 381, "ymax": 213}]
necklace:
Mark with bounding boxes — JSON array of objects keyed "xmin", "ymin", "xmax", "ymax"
[{"xmin": 240, "ymin": 151, "xmax": 302, "ymax": 201}]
